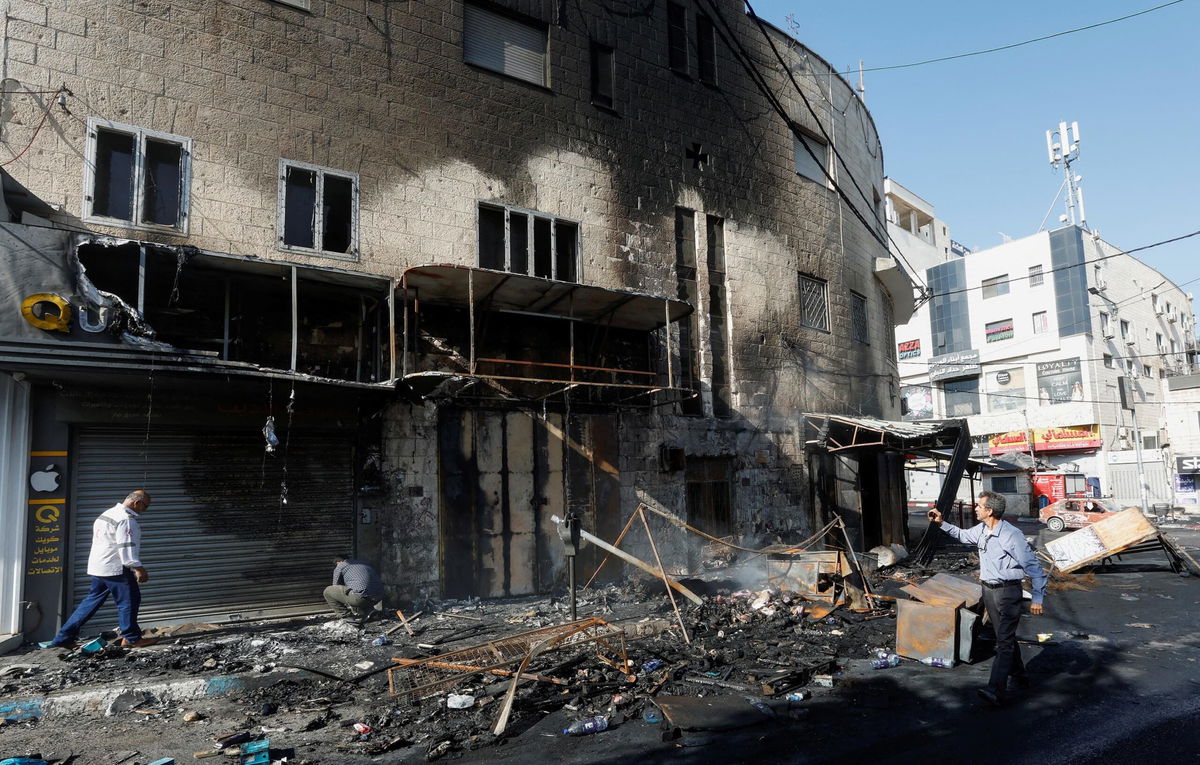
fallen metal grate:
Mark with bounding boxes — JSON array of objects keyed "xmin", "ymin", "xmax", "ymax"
[{"xmin": 387, "ymin": 617, "xmax": 628, "ymax": 699}]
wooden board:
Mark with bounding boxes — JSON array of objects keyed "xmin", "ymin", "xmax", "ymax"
[
  {"xmin": 1046, "ymin": 508, "xmax": 1159, "ymax": 573},
  {"xmin": 925, "ymin": 573, "xmax": 983, "ymax": 609}
]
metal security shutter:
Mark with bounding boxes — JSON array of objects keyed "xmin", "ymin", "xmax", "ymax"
[
  {"xmin": 1107, "ymin": 463, "xmax": 1171, "ymax": 507},
  {"xmin": 71, "ymin": 427, "xmax": 354, "ymax": 626},
  {"xmin": 463, "ymin": 3, "xmax": 547, "ymax": 86}
]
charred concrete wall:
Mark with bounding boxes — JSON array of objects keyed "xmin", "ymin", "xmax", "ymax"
[{"xmin": 2, "ymin": 0, "xmax": 905, "ymax": 600}]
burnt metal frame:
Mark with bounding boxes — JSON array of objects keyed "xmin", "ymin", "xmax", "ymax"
[{"xmin": 400, "ymin": 266, "xmax": 689, "ymax": 399}]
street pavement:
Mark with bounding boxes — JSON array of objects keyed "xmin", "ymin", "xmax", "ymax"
[{"xmin": 449, "ymin": 522, "xmax": 1200, "ymax": 765}]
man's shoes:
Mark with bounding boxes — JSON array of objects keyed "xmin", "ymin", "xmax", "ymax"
[
  {"xmin": 120, "ymin": 637, "xmax": 160, "ymax": 648},
  {"xmin": 43, "ymin": 639, "xmax": 77, "ymax": 650},
  {"xmin": 341, "ymin": 618, "xmax": 365, "ymax": 628},
  {"xmin": 1007, "ymin": 675, "xmax": 1031, "ymax": 691},
  {"xmin": 977, "ymin": 687, "xmax": 1004, "ymax": 708}
]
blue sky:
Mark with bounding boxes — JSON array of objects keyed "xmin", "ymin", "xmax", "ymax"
[{"xmin": 749, "ymin": 0, "xmax": 1199, "ymax": 303}]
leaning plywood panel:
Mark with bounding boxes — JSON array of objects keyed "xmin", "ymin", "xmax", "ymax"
[{"xmin": 1045, "ymin": 508, "xmax": 1158, "ymax": 573}]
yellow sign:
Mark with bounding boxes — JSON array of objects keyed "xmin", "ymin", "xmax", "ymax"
[
  {"xmin": 21, "ymin": 293, "xmax": 72, "ymax": 332},
  {"xmin": 34, "ymin": 505, "xmax": 60, "ymax": 524}
]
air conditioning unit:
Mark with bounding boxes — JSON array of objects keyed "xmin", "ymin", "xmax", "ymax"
[
  {"xmin": 1168, "ymin": 312, "xmax": 1178, "ymax": 323},
  {"xmin": 1155, "ymin": 306, "xmax": 1165, "ymax": 316},
  {"xmin": 1125, "ymin": 337, "xmax": 1137, "ymax": 346},
  {"xmin": 1117, "ymin": 426, "xmax": 1129, "ymax": 439}
]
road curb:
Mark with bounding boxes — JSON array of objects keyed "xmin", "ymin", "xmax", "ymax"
[{"xmin": 0, "ymin": 668, "xmax": 298, "ymax": 720}]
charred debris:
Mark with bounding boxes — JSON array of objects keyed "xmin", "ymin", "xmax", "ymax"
[{"xmin": 0, "ymin": 515, "xmax": 984, "ymax": 763}]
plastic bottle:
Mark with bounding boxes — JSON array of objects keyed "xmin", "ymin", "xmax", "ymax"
[
  {"xmin": 641, "ymin": 659, "xmax": 663, "ymax": 673},
  {"xmin": 785, "ymin": 690, "xmax": 810, "ymax": 702},
  {"xmin": 562, "ymin": 716, "xmax": 609, "ymax": 736},
  {"xmin": 871, "ymin": 653, "xmax": 901, "ymax": 669},
  {"xmin": 919, "ymin": 656, "xmax": 954, "ymax": 668}
]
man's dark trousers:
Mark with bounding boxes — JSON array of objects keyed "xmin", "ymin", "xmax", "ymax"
[{"xmin": 982, "ymin": 581, "xmax": 1026, "ymax": 694}]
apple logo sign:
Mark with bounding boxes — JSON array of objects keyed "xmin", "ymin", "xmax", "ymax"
[{"xmin": 30, "ymin": 464, "xmax": 60, "ymax": 493}]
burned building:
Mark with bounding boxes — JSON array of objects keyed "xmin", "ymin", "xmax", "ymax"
[{"xmin": 0, "ymin": 0, "xmax": 912, "ymax": 647}]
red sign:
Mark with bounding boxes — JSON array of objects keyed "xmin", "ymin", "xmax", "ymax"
[
  {"xmin": 897, "ymin": 339, "xmax": 921, "ymax": 359},
  {"xmin": 988, "ymin": 424, "xmax": 1100, "ymax": 455}
]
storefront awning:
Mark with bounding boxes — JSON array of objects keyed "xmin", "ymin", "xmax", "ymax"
[
  {"xmin": 804, "ymin": 414, "xmax": 967, "ymax": 453},
  {"xmin": 401, "ymin": 264, "xmax": 692, "ymax": 331}
]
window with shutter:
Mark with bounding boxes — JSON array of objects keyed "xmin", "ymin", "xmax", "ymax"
[{"xmin": 463, "ymin": 3, "xmax": 548, "ymax": 87}]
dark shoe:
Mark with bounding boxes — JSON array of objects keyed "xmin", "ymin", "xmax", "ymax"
[
  {"xmin": 120, "ymin": 637, "xmax": 160, "ymax": 648},
  {"xmin": 341, "ymin": 618, "xmax": 365, "ymax": 628},
  {"xmin": 1007, "ymin": 675, "xmax": 1031, "ymax": 691},
  {"xmin": 977, "ymin": 687, "xmax": 1004, "ymax": 708}
]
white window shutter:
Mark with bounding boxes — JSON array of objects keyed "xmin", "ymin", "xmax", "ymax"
[{"xmin": 464, "ymin": 4, "xmax": 547, "ymax": 87}]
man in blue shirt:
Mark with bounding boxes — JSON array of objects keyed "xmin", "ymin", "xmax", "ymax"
[{"xmin": 929, "ymin": 490, "xmax": 1047, "ymax": 707}]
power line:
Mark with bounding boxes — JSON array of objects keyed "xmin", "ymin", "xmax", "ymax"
[
  {"xmin": 897, "ymin": 378, "xmax": 1200, "ymax": 407},
  {"xmin": 697, "ymin": 0, "xmax": 929, "ymax": 298},
  {"xmin": 741, "ymin": 0, "xmax": 929, "ymax": 292},
  {"xmin": 922, "ymin": 229, "xmax": 1200, "ymax": 299},
  {"xmin": 899, "ymin": 346, "xmax": 1196, "ymax": 368},
  {"xmin": 824, "ymin": 0, "xmax": 1187, "ymax": 75}
]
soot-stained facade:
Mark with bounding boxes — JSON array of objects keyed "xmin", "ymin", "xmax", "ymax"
[{"xmin": 0, "ymin": 0, "xmax": 911, "ymax": 636}]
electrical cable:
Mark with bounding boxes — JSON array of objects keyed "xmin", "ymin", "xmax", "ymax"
[
  {"xmin": 0, "ymin": 95, "xmax": 57, "ymax": 168},
  {"xmin": 895, "ymin": 377, "xmax": 1200, "ymax": 406},
  {"xmin": 923, "ymin": 229, "xmax": 1200, "ymax": 299},
  {"xmin": 742, "ymin": 0, "xmax": 928, "ymax": 291},
  {"xmin": 697, "ymin": 0, "xmax": 929, "ymax": 301},
  {"xmin": 816, "ymin": 0, "xmax": 1187, "ymax": 76},
  {"xmin": 899, "ymin": 346, "xmax": 1197, "ymax": 369}
]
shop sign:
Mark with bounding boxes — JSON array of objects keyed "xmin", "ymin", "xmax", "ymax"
[
  {"xmin": 897, "ymin": 339, "xmax": 921, "ymax": 359},
  {"xmin": 1036, "ymin": 357, "xmax": 1083, "ymax": 405},
  {"xmin": 928, "ymin": 349, "xmax": 981, "ymax": 382},
  {"xmin": 1177, "ymin": 455, "xmax": 1200, "ymax": 474},
  {"xmin": 989, "ymin": 424, "xmax": 1101, "ymax": 455}
]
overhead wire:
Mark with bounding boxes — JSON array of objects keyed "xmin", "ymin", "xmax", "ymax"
[
  {"xmin": 696, "ymin": 0, "xmax": 928, "ymax": 298},
  {"xmin": 921, "ymin": 229, "xmax": 1200, "ymax": 300},
  {"xmin": 741, "ymin": 0, "xmax": 929, "ymax": 292},
  {"xmin": 812, "ymin": 0, "xmax": 1187, "ymax": 76}
]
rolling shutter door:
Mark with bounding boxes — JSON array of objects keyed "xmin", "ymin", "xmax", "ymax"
[{"xmin": 71, "ymin": 427, "xmax": 354, "ymax": 625}]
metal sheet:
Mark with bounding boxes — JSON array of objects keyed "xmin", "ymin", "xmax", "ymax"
[
  {"xmin": 71, "ymin": 427, "xmax": 354, "ymax": 626},
  {"xmin": 896, "ymin": 599, "xmax": 958, "ymax": 661},
  {"xmin": 402, "ymin": 264, "xmax": 691, "ymax": 331}
]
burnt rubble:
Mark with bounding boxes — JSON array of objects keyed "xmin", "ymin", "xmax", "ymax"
[{"xmin": 0, "ymin": 549, "xmax": 989, "ymax": 763}]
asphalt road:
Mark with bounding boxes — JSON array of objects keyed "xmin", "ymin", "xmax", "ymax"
[{"xmin": 447, "ymin": 521, "xmax": 1200, "ymax": 765}]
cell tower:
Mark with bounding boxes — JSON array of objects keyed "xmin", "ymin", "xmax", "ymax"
[{"xmin": 1045, "ymin": 121, "xmax": 1086, "ymax": 228}]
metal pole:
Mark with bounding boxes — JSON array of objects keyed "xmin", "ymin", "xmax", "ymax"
[
  {"xmin": 567, "ymin": 557, "xmax": 576, "ymax": 620},
  {"xmin": 1132, "ymin": 405, "xmax": 1150, "ymax": 514}
]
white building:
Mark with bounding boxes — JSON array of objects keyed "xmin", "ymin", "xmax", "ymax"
[{"xmin": 887, "ymin": 183, "xmax": 1198, "ymax": 512}]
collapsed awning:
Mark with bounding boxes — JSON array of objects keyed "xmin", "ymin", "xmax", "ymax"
[
  {"xmin": 400, "ymin": 264, "xmax": 692, "ymax": 331},
  {"xmin": 804, "ymin": 414, "xmax": 967, "ymax": 453}
]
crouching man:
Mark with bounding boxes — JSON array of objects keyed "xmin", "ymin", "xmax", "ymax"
[{"xmin": 324, "ymin": 554, "xmax": 383, "ymax": 627}]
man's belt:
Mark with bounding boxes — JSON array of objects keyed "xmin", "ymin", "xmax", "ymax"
[{"xmin": 981, "ymin": 580, "xmax": 1021, "ymax": 589}]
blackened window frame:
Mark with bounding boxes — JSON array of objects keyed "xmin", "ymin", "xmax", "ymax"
[
  {"xmin": 589, "ymin": 40, "xmax": 616, "ymax": 110},
  {"xmin": 277, "ymin": 159, "xmax": 360, "ymax": 262},
  {"xmin": 667, "ymin": 2, "xmax": 689, "ymax": 75},
  {"xmin": 696, "ymin": 12, "xmax": 717, "ymax": 85},
  {"xmin": 84, "ymin": 117, "xmax": 191, "ymax": 234},
  {"xmin": 477, "ymin": 201, "xmax": 580, "ymax": 283}
]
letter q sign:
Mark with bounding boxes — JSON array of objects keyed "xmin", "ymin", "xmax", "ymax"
[{"xmin": 21, "ymin": 293, "xmax": 73, "ymax": 333}]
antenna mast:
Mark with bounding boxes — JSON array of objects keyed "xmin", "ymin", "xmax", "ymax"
[{"xmin": 1045, "ymin": 121, "xmax": 1086, "ymax": 228}]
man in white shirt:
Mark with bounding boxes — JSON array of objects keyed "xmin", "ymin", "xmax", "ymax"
[{"xmin": 48, "ymin": 490, "xmax": 157, "ymax": 649}]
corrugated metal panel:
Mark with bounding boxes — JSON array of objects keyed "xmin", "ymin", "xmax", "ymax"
[
  {"xmin": 71, "ymin": 427, "xmax": 353, "ymax": 625},
  {"xmin": 463, "ymin": 4, "xmax": 546, "ymax": 87},
  {"xmin": 0, "ymin": 376, "xmax": 31, "ymax": 635}
]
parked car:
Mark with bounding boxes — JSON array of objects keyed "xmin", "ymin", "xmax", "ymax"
[{"xmin": 1039, "ymin": 497, "xmax": 1122, "ymax": 532}]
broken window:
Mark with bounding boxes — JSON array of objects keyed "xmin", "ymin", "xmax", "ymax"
[
  {"xmin": 476, "ymin": 202, "xmax": 578, "ymax": 282},
  {"xmin": 667, "ymin": 2, "xmax": 688, "ymax": 74},
  {"xmin": 86, "ymin": 119, "xmax": 190, "ymax": 230},
  {"xmin": 707, "ymin": 215, "xmax": 731, "ymax": 417},
  {"xmin": 279, "ymin": 161, "xmax": 358, "ymax": 259},
  {"xmin": 675, "ymin": 207, "xmax": 702, "ymax": 416},
  {"xmin": 590, "ymin": 41, "xmax": 615, "ymax": 109},
  {"xmin": 463, "ymin": 1, "xmax": 548, "ymax": 87},
  {"xmin": 75, "ymin": 240, "xmax": 390, "ymax": 383},
  {"xmin": 696, "ymin": 13, "xmax": 717, "ymax": 85}
]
